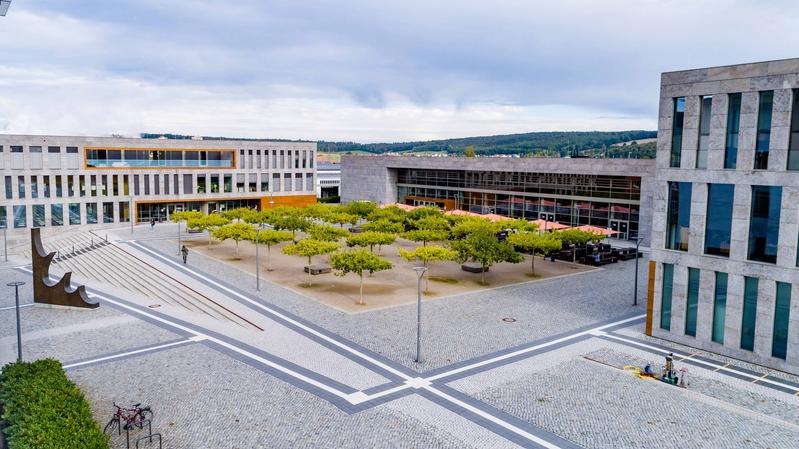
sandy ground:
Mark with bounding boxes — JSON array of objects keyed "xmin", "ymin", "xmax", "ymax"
[{"xmin": 181, "ymin": 235, "xmax": 595, "ymax": 313}]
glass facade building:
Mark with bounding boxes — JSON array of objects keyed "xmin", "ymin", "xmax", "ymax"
[
  {"xmin": 748, "ymin": 186, "xmax": 782, "ymax": 264},
  {"xmin": 665, "ymin": 182, "xmax": 691, "ymax": 251},
  {"xmin": 711, "ymin": 272, "xmax": 728, "ymax": 344},
  {"xmin": 704, "ymin": 184, "xmax": 734, "ymax": 257}
]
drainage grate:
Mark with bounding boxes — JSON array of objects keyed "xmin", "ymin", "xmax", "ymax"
[
  {"xmin": 502, "ymin": 317, "xmax": 516, "ymax": 323},
  {"xmin": 148, "ymin": 304, "xmax": 162, "ymax": 309}
]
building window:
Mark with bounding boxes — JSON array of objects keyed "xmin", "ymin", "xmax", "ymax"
[
  {"xmin": 284, "ymin": 173, "xmax": 291, "ymax": 191},
  {"xmin": 711, "ymin": 272, "xmax": 728, "ymax": 344},
  {"xmin": 4, "ymin": 176, "xmax": 11, "ymax": 199},
  {"xmin": 789, "ymin": 90, "xmax": 799, "ymax": 170},
  {"xmin": 665, "ymin": 182, "xmax": 691, "ymax": 251},
  {"xmin": 294, "ymin": 173, "xmax": 302, "ymax": 191},
  {"xmin": 197, "ymin": 175, "xmax": 206, "ymax": 194},
  {"xmin": 0, "ymin": 206, "xmax": 5, "ymax": 229},
  {"xmin": 119, "ymin": 202, "xmax": 130, "ymax": 223},
  {"xmin": 123, "ymin": 175, "xmax": 130, "ymax": 196},
  {"xmin": 223, "ymin": 174, "xmax": 232, "ymax": 193},
  {"xmin": 697, "ymin": 96, "xmax": 711, "ymax": 169},
  {"xmin": 660, "ymin": 263, "xmax": 674, "ymax": 331},
  {"xmin": 704, "ymin": 184, "xmax": 734, "ymax": 257},
  {"xmin": 17, "ymin": 176, "xmax": 25, "ymax": 199},
  {"xmin": 183, "ymin": 174, "xmax": 193, "ymax": 195},
  {"xmin": 101, "ymin": 175, "xmax": 108, "ymax": 196},
  {"xmin": 295, "ymin": 151, "xmax": 300, "ymax": 169},
  {"xmin": 273, "ymin": 173, "xmax": 281, "ymax": 192},
  {"xmin": 144, "ymin": 175, "xmax": 150, "ymax": 195},
  {"xmin": 725, "ymin": 93, "xmax": 742, "ymax": 169},
  {"xmin": 248, "ymin": 150, "xmax": 254, "ymax": 169},
  {"xmin": 43, "ymin": 176, "xmax": 51, "ymax": 198},
  {"xmin": 55, "ymin": 175, "xmax": 62, "ymax": 197},
  {"xmin": 66, "ymin": 146, "xmax": 78, "ymax": 154},
  {"xmin": 236, "ymin": 174, "xmax": 245, "ymax": 193},
  {"xmin": 32, "ymin": 205, "xmax": 45, "ymax": 227},
  {"xmin": 86, "ymin": 203, "xmax": 98, "ymax": 224},
  {"xmin": 280, "ymin": 150, "xmax": 285, "ymax": 169},
  {"xmin": 112, "ymin": 175, "xmax": 119, "ymax": 196},
  {"xmin": 748, "ymin": 186, "xmax": 781, "ymax": 264},
  {"xmin": 67, "ymin": 176, "xmax": 75, "ymax": 197},
  {"xmin": 48, "ymin": 146, "xmax": 60, "ymax": 154},
  {"xmin": 210, "ymin": 174, "xmax": 219, "ymax": 193},
  {"xmin": 30, "ymin": 176, "xmax": 38, "ymax": 199},
  {"xmin": 90, "ymin": 175, "xmax": 97, "ymax": 197},
  {"xmin": 10, "ymin": 146, "xmax": 22, "ymax": 153},
  {"xmin": 772, "ymin": 282, "xmax": 791, "ymax": 359},
  {"xmin": 69, "ymin": 203, "xmax": 81, "ymax": 225},
  {"xmin": 13, "ymin": 205, "xmax": 26, "ymax": 228},
  {"xmin": 51, "ymin": 204, "xmax": 63, "ymax": 226},
  {"xmin": 260, "ymin": 174, "xmax": 268, "ymax": 192},
  {"xmin": 102, "ymin": 202, "xmax": 114, "ymax": 223},
  {"xmin": 306, "ymin": 173, "xmax": 313, "ymax": 191},
  {"xmin": 754, "ymin": 90, "xmax": 773, "ymax": 170},
  {"xmin": 741, "ymin": 277, "xmax": 758, "ymax": 351},
  {"xmin": 685, "ymin": 268, "xmax": 699, "ymax": 337},
  {"xmin": 670, "ymin": 97, "xmax": 685, "ymax": 168},
  {"xmin": 248, "ymin": 174, "xmax": 257, "ymax": 192}
]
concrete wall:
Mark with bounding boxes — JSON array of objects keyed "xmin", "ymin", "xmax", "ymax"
[{"xmin": 652, "ymin": 58, "xmax": 799, "ymax": 374}]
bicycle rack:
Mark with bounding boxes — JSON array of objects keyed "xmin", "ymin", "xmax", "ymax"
[
  {"xmin": 135, "ymin": 433, "xmax": 163, "ymax": 449},
  {"xmin": 121, "ymin": 419, "xmax": 153, "ymax": 449}
]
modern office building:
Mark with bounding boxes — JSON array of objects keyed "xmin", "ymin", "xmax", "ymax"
[
  {"xmin": 316, "ymin": 161, "xmax": 341, "ymax": 200},
  {"xmin": 649, "ymin": 59, "xmax": 799, "ymax": 374},
  {"xmin": 341, "ymin": 155, "xmax": 655, "ymax": 242},
  {"xmin": 0, "ymin": 134, "xmax": 317, "ymax": 239}
]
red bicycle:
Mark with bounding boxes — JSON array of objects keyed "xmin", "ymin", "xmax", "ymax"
[{"xmin": 103, "ymin": 402, "xmax": 153, "ymax": 435}]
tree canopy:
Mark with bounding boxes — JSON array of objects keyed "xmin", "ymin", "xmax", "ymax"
[
  {"xmin": 188, "ymin": 214, "xmax": 231, "ymax": 248},
  {"xmin": 283, "ymin": 239, "xmax": 339, "ymax": 286},
  {"xmin": 308, "ymin": 224, "xmax": 350, "ymax": 242},
  {"xmin": 399, "ymin": 245, "xmax": 457, "ymax": 292},
  {"xmin": 507, "ymin": 232, "xmax": 562, "ymax": 274},
  {"xmin": 248, "ymin": 228, "xmax": 293, "ymax": 271},
  {"xmin": 361, "ymin": 219, "xmax": 404, "ymax": 234},
  {"xmin": 330, "ymin": 249, "xmax": 392, "ymax": 305},
  {"xmin": 212, "ymin": 222, "xmax": 256, "ymax": 258},
  {"xmin": 343, "ymin": 201, "xmax": 377, "ymax": 218},
  {"xmin": 346, "ymin": 232, "xmax": 397, "ymax": 253},
  {"xmin": 450, "ymin": 228, "xmax": 522, "ymax": 284}
]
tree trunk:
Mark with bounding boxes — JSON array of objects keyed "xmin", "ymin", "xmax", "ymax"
[
  {"xmin": 307, "ymin": 256, "xmax": 312, "ymax": 287},
  {"xmin": 266, "ymin": 245, "xmax": 272, "ymax": 271},
  {"xmin": 235, "ymin": 240, "xmax": 239, "ymax": 258},
  {"xmin": 424, "ymin": 260, "xmax": 429, "ymax": 293},
  {"xmin": 358, "ymin": 273, "xmax": 364, "ymax": 305},
  {"xmin": 481, "ymin": 265, "xmax": 486, "ymax": 285},
  {"xmin": 531, "ymin": 250, "xmax": 536, "ymax": 275}
]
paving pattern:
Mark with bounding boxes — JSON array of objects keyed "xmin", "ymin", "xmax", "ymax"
[{"xmin": 2, "ymin": 226, "xmax": 798, "ymax": 449}]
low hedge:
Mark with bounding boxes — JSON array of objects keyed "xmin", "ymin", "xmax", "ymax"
[{"xmin": 0, "ymin": 359, "xmax": 108, "ymax": 449}]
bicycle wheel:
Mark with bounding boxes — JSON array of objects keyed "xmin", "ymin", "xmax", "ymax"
[
  {"xmin": 103, "ymin": 417, "xmax": 120, "ymax": 435},
  {"xmin": 132, "ymin": 409, "xmax": 153, "ymax": 429}
]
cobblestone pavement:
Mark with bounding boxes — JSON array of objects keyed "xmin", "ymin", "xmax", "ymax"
[{"xmin": 4, "ymin": 228, "xmax": 799, "ymax": 449}]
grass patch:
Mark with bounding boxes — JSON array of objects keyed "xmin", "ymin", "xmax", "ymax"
[
  {"xmin": 0, "ymin": 359, "xmax": 108, "ymax": 449},
  {"xmin": 428, "ymin": 276, "xmax": 458, "ymax": 284}
]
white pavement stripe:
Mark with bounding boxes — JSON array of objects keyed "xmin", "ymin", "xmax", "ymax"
[
  {"xmin": 601, "ymin": 333, "xmax": 799, "ymax": 394},
  {"xmin": 63, "ymin": 339, "xmax": 194, "ymax": 369},
  {"xmin": 428, "ymin": 314, "xmax": 645, "ymax": 381},
  {"xmin": 129, "ymin": 241, "xmax": 413, "ymax": 381},
  {"xmin": 0, "ymin": 303, "xmax": 33, "ymax": 312},
  {"xmin": 426, "ymin": 386, "xmax": 563, "ymax": 449}
]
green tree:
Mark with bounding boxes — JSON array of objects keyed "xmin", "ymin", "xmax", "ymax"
[
  {"xmin": 188, "ymin": 214, "xmax": 231, "ymax": 248},
  {"xmin": 343, "ymin": 201, "xmax": 377, "ymax": 218},
  {"xmin": 366, "ymin": 207, "xmax": 407, "ymax": 223},
  {"xmin": 410, "ymin": 215, "xmax": 450, "ymax": 231},
  {"xmin": 221, "ymin": 207, "xmax": 252, "ymax": 222},
  {"xmin": 407, "ymin": 206, "xmax": 442, "ymax": 221},
  {"xmin": 450, "ymin": 229, "xmax": 522, "ymax": 285},
  {"xmin": 555, "ymin": 229, "xmax": 604, "ymax": 262},
  {"xmin": 302, "ymin": 203, "xmax": 337, "ymax": 220},
  {"xmin": 308, "ymin": 224, "xmax": 350, "ymax": 242},
  {"xmin": 268, "ymin": 210, "xmax": 311, "ymax": 238},
  {"xmin": 362, "ymin": 219, "xmax": 404, "ymax": 234},
  {"xmin": 401, "ymin": 229, "xmax": 450, "ymax": 247},
  {"xmin": 463, "ymin": 146, "xmax": 476, "ymax": 157},
  {"xmin": 171, "ymin": 210, "xmax": 203, "ymax": 224},
  {"xmin": 450, "ymin": 217, "xmax": 499, "ymax": 239},
  {"xmin": 330, "ymin": 249, "xmax": 393, "ymax": 305},
  {"xmin": 507, "ymin": 232, "xmax": 562, "ymax": 275},
  {"xmin": 212, "ymin": 222, "xmax": 256, "ymax": 258},
  {"xmin": 327, "ymin": 211, "xmax": 359, "ymax": 229},
  {"xmin": 346, "ymin": 231, "xmax": 397, "ymax": 253},
  {"xmin": 283, "ymin": 239, "xmax": 339, "ymax": 286},
  {"xmin": 399, "ymin": 245, "xmax": 457, "ymax": 292},
  {"xmin": 249, "ymin": 229, "xmax": 293, "ymax": 271}
]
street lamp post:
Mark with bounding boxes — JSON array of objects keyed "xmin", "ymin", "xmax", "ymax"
[
  {"xmin": 412, "ymin": 267, "xmax": 427, "ymax": 363},
  {"xmin": 7, "ymin": 281, "xmax": 25, "ymax": 362},
  {"xmin": 3, "ymin": 228, "xmax": 7, "ymax": 262},
  {"xmin": 633, "ymin": 236, "xmax": 641, "ymax": 307}
]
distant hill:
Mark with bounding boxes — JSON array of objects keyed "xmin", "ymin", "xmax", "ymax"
[{"xmin": 141, "ymin": 130, "xmax": 658, "ymax": 158}]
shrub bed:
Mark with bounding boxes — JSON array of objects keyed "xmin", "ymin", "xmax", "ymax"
[{"xmin": 0, "ymin": 359, "xmax": 108, "ymax": 449}]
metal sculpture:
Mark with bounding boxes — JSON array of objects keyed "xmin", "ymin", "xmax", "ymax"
[{"xmin": 31, "ymin": 228, "xmax": 98, "ymax": 309}]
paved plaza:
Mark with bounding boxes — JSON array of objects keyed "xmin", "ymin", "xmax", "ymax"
[{"xmin": 1, "ymin": 225, "xmax": 798, "ymax": 449}]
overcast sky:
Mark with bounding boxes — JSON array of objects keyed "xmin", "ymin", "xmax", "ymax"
[{"xmin": 0, "ymin": 0, "xmax": 796, "ymax": 142}]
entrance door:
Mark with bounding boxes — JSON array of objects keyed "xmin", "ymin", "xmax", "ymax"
[
  {"xmin": 609, "ymin": 220, "xmax": 628, "ymax": 239},
  {"xmin": 539, "ymin": 213, "xmax": 555, "ymax": 222}
]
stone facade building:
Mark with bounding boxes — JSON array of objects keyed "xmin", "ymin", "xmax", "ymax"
[
  {"xmin": 649, "ymin": 59, "xmax": 799, "ymax": 374},
  {"xmin": 341, "ymin": 155, "xmax": 655, "ymax": 243}
]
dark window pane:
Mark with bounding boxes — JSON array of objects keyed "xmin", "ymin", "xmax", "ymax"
[
  {"xmin": 704, "ymin": 184, "xmax": 734, "ymax": 256},
  {"xmin": 660, "ymin": 263, "xmax": 674, "ymax": 330},
  {"xmin": 670, "ymin": 98, "xmax": 685, "ymax": 168},
  {"xmin": 725, "ymin": 93, "xmax": 741, "ymax": 169},
  {"xmin": 685, "ymin": 268, "xmax": 700, "ymax": 337},
  {"xmin": 740, "ymin": 277, "xmax": 758, "ymax": 351},
  {"xmin": 747, "ymin": 186, "xmax": 781, "ymax": 263},
  {"xmin": 666, "ymin": 182, "xmax": 691, "ymax": 251},
  {"xmin": 754, "ymin": 91, "xmax": 773, "ymax": 170},
  {"xmin": 772, "ymin": 282, "xmax": 791, "ymax": 359},
  {"xmin": 712, "ymin": 272, "xmax": 728, "ymax": 344}
]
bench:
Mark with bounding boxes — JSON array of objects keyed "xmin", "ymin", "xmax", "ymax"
[
  {"xmin": 304, "ymin": 264, "xmax": 332, "ymax": 275},
  {"xmin": 613, "ymin": 248, "xmax": 641, "ymax": 261},
  {"xmin": 461, "ymin": 262, "xmax": 488, "ymax": 273},
  {"xmin": 186, "ymin": 228, "xmax": 203, "ymax": 234},
  {"xmin": 582, "ymin": 253, "xmax": 618, "ymax": 266}
]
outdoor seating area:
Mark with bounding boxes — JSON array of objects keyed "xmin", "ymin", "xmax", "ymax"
[{"xmin": 549, "ymin": 242, "xmax": 642, "ymax": 267}]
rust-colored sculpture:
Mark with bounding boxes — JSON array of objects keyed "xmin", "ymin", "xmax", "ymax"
[{"xmin": 31, "ymin": 228, "xmax": 98, "ymax": 309}]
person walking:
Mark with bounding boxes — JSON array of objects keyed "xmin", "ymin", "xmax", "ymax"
[
  {"xmin": 150, "ymin": 218, "xmax": 155, "ymax": 230},
  {"xmin": 181, "ymin": 245, "xmax": 189, "ymax": 264}
]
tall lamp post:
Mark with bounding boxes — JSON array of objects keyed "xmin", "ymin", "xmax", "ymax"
[
  {"xmin": 412, "ymin": 267, "xmax": 427, "ymax": 363},
  {"xmin": 633, "ymin": 236, "xmax": 641, "ymax": 307},
  {"xmin": 3, "ymin": 228, "xmax": 7, "ymax": 262},
  {"xmin": 7, "ymin": 281, "xmax": 25, "ymax": 362}
]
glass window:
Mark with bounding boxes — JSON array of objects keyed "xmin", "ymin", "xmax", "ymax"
[
  {"xmin": 51, "ymin": 204, "xmax": 63, "ymax": 226},
  {"xmin": 724, "ymin": 93, "xmax": 741, "ymax": 169},
  {"xmin": 48, "ymin": 146, "xmax": 60, "ymax": 153},
  {"xmin": 284, "ymin": 173, "xmax": 291, "ymax": 191},
  {"xmin": 30, "ymin": 176, "xmax": 38, "ymax": 199},
  {"xmin": 154, "ymin": 174, "xmax": 160, "ymax": 195},
  {"xmin": 772, "ymin": 282, "xmax": 791, "ymax": 359},
  {"xmin": 260, "ymin": 174, "xmax": 268, "ymax": 192},
  {"xmin": 0, "ymin": 206, "xmax": 5, "ymax": 229},
  {"xmin": 789, "ymin": 90, "xmax": 799, "ymax": 170},
  {"xmin": 5, "ymin": 176, "xmax": 11, "ymax": 199},
  {"xmin": 67, "ymin": 176, "xmax": 75, "ymax": 197},
  {"xmin": 273, "ymin": 173, "xmax": 281, "ymax": 192},
  {"xmin": 43, "ymin": 176, "xmax": 51, "ymax": 198},
  {"xmin": 29, "ymin": 146, "xmax": 42, "ymax": 153},
  {"xmin": 665, "ymin": 182, "xmax": 691, "ymax": 251},
  {"xmin": 704, "ymin": 184, "xmax": 734, "ymax": 257},
  {"xmin": 112, "ymin": 175, "xmax": 119, "ymax": 196},
  {"xmin": 13, "ymin": 205, "xmax": 26, "ymax": 228},
  {"xmin": 697, "ymin": 96, "xmax": 711, "ymax": 169},
  {"xmin": 685, "ymin": 268, "xmax": 700, "ymax": 337},
  {"xmin": 10, "ymin": 145, "xmax": 22, "ymax": 153},
  {"xmin": 101, "ymin": 175, "xmax": 108, "ymax": 196},
  {"xmin": 711, "ymin": 272, "xmax": 728, "ymax": 344},
  {"xmin": 86, "ymin": 203, "xmax": 98, "ymax": 224},
  {"xmin": 17, "ymin": 176, "xmax": 24, "ymax": 199},
  {"xmin": 119, "ymin": 202, "xmax": 130, "ymax": 223},
  {"xmin": 197, "ymin": 174, "xmax": 207, "ymax": 194},
  {"xmin": 133, "ymin": 175, "xmax": 140, "ymax": 195},
  {"xmin": 66, "ymin": 146, "xmax": 78, "ymax": 154},
  {"xmin": 32, "ymin": 205, "xmax": 45, "ymax": 227},
  {"xmin": 741, "ymin": 277, "xmax": 758, "ymax": 351},
  {"xmin": 144, "ymin": 175, "xmax": 150, "ymax": 195},
  {"xmin": 294, "ymin": 173, "xmax": 302, "ymax": 191},
  {"xmin": 660, "ymin": 263, "xmax": 674, "ymax": 331},
  {"xmin": 306, "ymin": 173, "xmax": 313, "ymax": 191},
  {"xmin": 236, "ymin": 174, "xmax": 245, "ymax": 193},
  {"xmin": 55, "ymin": 175, "xmax": 62, "ymax": 197},
  {"xmin": 69, "ymin": 203, "xmax": 81, "ymax": 225},
  {"xmin": 210, "ymin": 175, "xmax": 220, "ymax": 193},
  {"xmin": 123, "ymin": 175, "xmax": 129, "ymax": 196},
  {"xmin": 183, "ymin": 174, "xmax": 193, "ymax": 195},
  {"xmin": 103, "ymin": 202, "xmax": 114, "ymax": 223},
  {"xmin": 670, "ymin": 97, "xmax": 685, "ymax": 168},
  {"xmin": 223, "ymin": 174, "xmax": 232, "ymax": 193},
  {"xmin": 748, "ymin": 186, "xmax": 781, "ymax": 264},
  {"xmin": 754, "ymin": 91, "xmax": 773, "ymax": 170},
  {"xmin": 90, "ymin": 175, "xmax": 97, "ymax": 197}
]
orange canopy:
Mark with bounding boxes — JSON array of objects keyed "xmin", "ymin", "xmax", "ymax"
[
  {"xmin": 380, "ymin": 203, "xmax": 419, "ymax": 211},
  {"xmin": 528, "ymin": 219, "xmax": 569, "ymax": 230},
  {"xmin": 570, "ymin": 224, "xmax": 620, "ymax": 236},
  {"xmin": 482, "ymin": 213, "xmax": 513, "ymax": 222},
  {"xmin": 444, "ymin": 209, "xmax": 482, "ymax": 217}
]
